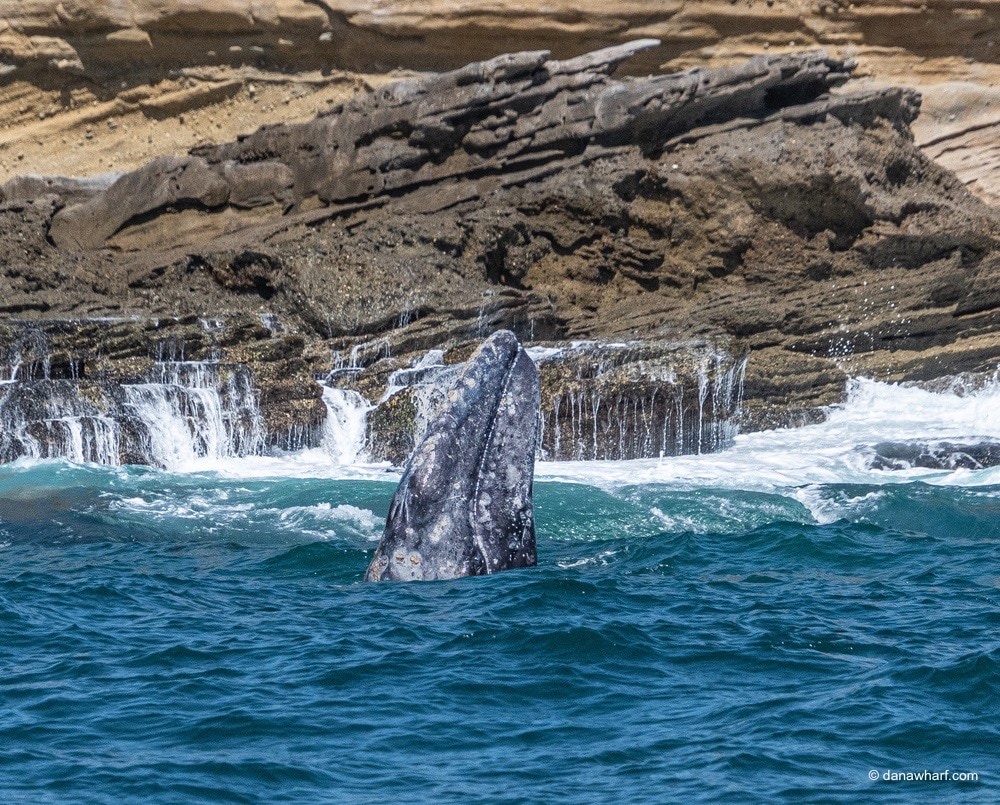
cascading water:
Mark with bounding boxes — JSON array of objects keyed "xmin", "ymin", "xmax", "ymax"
[
  {"xmin": 383, "ymin": 350, "xmax": 457, "ymax": 447},
  {"xmin": 0, "ymin": 324, "xmax": 749, "ymax": 469},
  {"xmin": 118, "ymin": 361, "xmax": 265, "ymax": 469},
  {"xmin": 320, "ymin": 387, "xmax": 372, "ymax": 465},
  {"xmin": 357, "ymin": 342, "xmax": 750, "ymax": 464},
  {"xmin": 361, "ymin": 350, "xmax": 460, "ymax": 463},
  {"xmin": 0, "ymin": 328, "xmax": 266, "ymax": 468},
  {"xmin": 534, "ymin": 343, "xmax": 748, "ymax": 461},
  {"xmin": 0, "ymin": 380, "xmax": 121, "ymax": 465},
  {"xmin": 0, "ymin": 327, "xmax": 123, "ymax": 464}
]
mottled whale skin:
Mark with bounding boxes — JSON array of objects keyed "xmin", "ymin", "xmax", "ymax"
[{"xmin": 365, "ymin": 330, "xmax": 539, "ymax": 582}]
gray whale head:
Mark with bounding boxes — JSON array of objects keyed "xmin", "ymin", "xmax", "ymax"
[{"xmin": 365, "ymin": 330, "xmax": 539, "ymax": 582}]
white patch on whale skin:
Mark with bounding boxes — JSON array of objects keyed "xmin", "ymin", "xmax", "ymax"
[{"xmin": 427, "ymin": 519, "xmax": 450, "ymax": 544}]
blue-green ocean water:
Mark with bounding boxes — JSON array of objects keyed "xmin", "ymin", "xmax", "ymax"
[{"xmin": 1, "ymin": 457, "xmax": 997, "ymax": 803}]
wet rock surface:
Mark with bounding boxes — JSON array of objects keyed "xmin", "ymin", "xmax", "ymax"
[
  {"xmin": 0, "ymin": 43, "xmax": 998, "ymax": 465},
  {"xmin": 868, "ymin": 441, "xmax": 1000, "ymax": 471}
]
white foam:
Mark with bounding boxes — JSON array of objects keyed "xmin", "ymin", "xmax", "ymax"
[
  {"xmin": 536, "ymin": 376, "xmax": 1000, "ymax": 491},
  {"xmin": 321, "ymin": 387, "xmax": 371, "ymax": 466},
  {"xmin": 791, "ymin": 487, "xmax": 886, "ymax": 525},
  {"xmin": 649, "ymin": 506, "xmax": 704, "ymax": 533},
  {"xmin": 524, "ymin": 345, "xmax": 566, "ymax": 362},
  {"xmin": 84, "ymin": 376, "xmax": 1000, "ymax": 495},
  {"xmin": 110, "ymin": 491, "xmax": 250, "ymax": 521},
  {"xmin": 110, "ymin": 490, "xmax": 381, "ymax": 539},
  {"xmin": 277, "ymin": 502, "xmax": 382, "ymax": 538},
  {"xmin": 556, "ymin": 549, "xmax": 619, "ymax": 569}
]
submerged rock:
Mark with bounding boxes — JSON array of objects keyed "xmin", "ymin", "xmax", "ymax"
[{"xmin": 868, "ymin": 441, "xmax": 1000, "ymax": 471}]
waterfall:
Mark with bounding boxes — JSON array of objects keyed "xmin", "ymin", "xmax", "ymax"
[
  {"xmin": 0, "ymin": 324, "xmax": 752, "ymax": 469},
  {"xmin": 119, "ymin": 361, "xmax": 265, "ymax": 468},
  {"xmin": 38, "ymin": 415, "xmax": 120, "ymax": 465},
  {"xmin": 321, "ymin": 387, "xmax": 372, "ymax": 465},
  {"xmin": 534, "ymin": 343, "xmax": 749, "ymax": 461},
  {"xmin": 0, "ymin": 351, "xmax": 265, "ymax": 469},
  {"xmin": 0, "ymin": 380, "xmax": 121, "ymax": 465}
]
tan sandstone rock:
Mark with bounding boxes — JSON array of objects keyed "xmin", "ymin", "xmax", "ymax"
[{"xmin": 0, "ymin": 1, "xmax": 997, "ymax": 202}]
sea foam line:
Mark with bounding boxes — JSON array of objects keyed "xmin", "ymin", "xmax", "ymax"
[{"xmin": 4, "ymin": 377, "xmax": 1000, "ymax": 493}]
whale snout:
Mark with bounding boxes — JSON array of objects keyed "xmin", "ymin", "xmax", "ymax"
[{"xmin": 365, "ymin": 330, "xmax": 539, "ymax": 582}]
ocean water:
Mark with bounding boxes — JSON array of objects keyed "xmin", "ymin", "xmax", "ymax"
[{"xmin": 2, "ymin": 378, "xmax": 998, "ymax": 803}]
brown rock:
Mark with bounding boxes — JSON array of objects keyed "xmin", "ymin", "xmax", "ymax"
[
  {"xmin": 49, "ymin": 155, "xmax": 230, "ymax": 249},
  {"xmin": 44, "ymin": 43, "xmax": 872, "ymax": 251},
  {"xmin": 2, "ymin": 2, "xmax": 999, "ymax": 204},
  {"xmin": 0, "ymin": 43, "xmax": 998, "ymax": 462}
]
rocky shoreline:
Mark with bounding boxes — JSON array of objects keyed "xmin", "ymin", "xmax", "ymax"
[{"xmin": 0, "ymin": 40, "xmax": 998, "ymax": 467}]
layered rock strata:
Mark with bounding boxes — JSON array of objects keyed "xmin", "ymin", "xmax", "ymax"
[
  {"xmin": 3, "ymin": 2, "xmax": 998, "ymax": 78},
  {"xmin": 43, "ymin": 41, "xmax": 867, "ymax": 250},
  {"xmin": 0, "ymin": 43, "xmax": 998, "ymax": 466},
  {"xmin": 2, "ymin": 1, "xmax": 998, "ymax": 204}
]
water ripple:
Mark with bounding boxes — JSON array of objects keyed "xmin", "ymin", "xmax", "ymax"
[{"xmin": 0, "ymin": 466, "xmax": 997, "ymax": 802}]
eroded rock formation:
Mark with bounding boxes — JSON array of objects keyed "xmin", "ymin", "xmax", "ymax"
[
  {"xmin": 2, "ymin": 1, "xmax": 998, "ymax": 204},
  {"xmin": 42, "ymin": 41, "xmax": 870, "ymax": 250},
  {"xmin": 0, "ymin": 42, "xmax": 998, "ymax": 466},
  {"xmin": 3, "ymin": 2, "xmax": 998, "ymax": 77}
]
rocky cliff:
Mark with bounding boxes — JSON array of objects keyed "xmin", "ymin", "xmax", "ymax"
[
  {"xmin": 3, "ymin": 2, "xmax": 998, "ymax": 75},
  {"xmin": 1, "ymin": 1, "xmax": 999, "ymax": 204},
  {"xmin": 0, "ymin": 40, "xmax": 997, "ymax": 467}
]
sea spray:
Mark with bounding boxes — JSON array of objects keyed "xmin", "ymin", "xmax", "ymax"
[
  {"xmin": 321, "ymin": 387, "xmax": 372, "ymax": 466},
  {"xmin": 536, "ymin": 375, "xmax": 1000, "ymax": 492},
  {"xmin": 134, "ymin": 374, "xmax": 1000, "ymax": 495},
  {"xmin": 119, "ymin": 361, "xmax": 265, "ymax": 469}
]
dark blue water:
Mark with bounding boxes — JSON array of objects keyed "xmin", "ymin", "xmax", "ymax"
[{"xmin": 1, "ymin": 461, "xmax": 997, "ymax": 803}]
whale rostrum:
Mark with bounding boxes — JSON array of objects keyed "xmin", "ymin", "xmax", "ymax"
[{"xmin": 365, "ymin": 330, "xmax": 539, "ymax": 582}]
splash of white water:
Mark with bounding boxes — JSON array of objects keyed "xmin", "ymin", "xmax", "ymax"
[
  {"xmin": 537, "ymin": 376, "xmax": 1000, "ymax": 490},
  {"xmin": 120, "ymin": 362, "xmax": 264, "ymax": 470},
  {"xmin": 156, "ymin": 376, "xmax": 1000, "ymax": 491},
  {"xmin": 0, "ymin": 383, "xmax": 121, "ymax": 465},
  {"xmin": 321, "ymin": 387, "xmax": 372, "ymax": 466}
]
